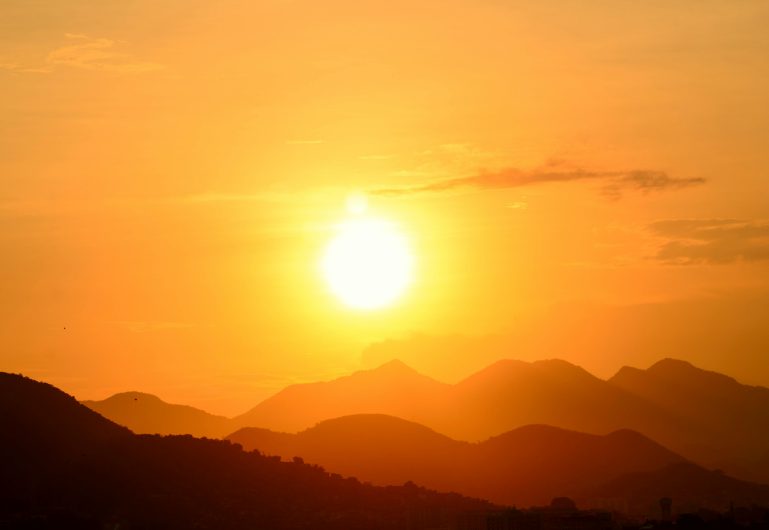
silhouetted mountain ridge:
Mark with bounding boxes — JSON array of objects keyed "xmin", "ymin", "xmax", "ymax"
[
  {"xmin": 610, "ymin": 358, "xmax": 769, "ymax": 482},
  {"xmin": 0, "ymin": 373, "xmax": 131, "ymax": 476},
  {"xmin": 228, "ymin": 413, "xmax": 704, "ymax": 507},
  {"xmin": 83, "ymin": 357, "xmax": 769, "ymax": 484},
  {"xmin": 0, "ymin": 372, "xmax": 494, "ymax": 529}
]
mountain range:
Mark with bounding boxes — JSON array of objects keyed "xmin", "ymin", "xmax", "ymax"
[
  {"xmin": 82, "ymin": 358, "xmax": 769, "ymax": 484},
  {"xmin": 5, "ymin": 371, "xmax": 769, "ymax": 522},
  {"xmin": 610, "ymin": 359, "xmax": 769, "ymax": 480},
  {"xmin": 0, "ymin": 372, "xmax": 494, "ymax": 529},
  {"xmin": 228, "ymin": 414, "xmax": 688, "ymax": 507}
]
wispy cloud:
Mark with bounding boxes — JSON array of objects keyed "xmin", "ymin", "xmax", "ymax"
[
  {"xmin": 1, "ymin": 33, "xmax": 163, "ymax": 75},
  {"xmin": 650, "ymin": 218, "xmax": 769, "ymax": 264},
  {"xmin": 371, "ymin": 163, "xmax": 704, "ymax": 199},
  {"xmin": 47, "ymin": 33, "xmax": 163, "ymax": 73}
]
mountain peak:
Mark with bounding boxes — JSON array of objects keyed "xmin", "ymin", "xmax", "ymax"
[
  {"xmin": 347, "ymin": 359, "xmax": 444, "ymax": 387},
  {"xmin": 646, "ymin": 358, "xmax": 742, "ymax": 387},
  {"xmin": 99, "ymin": 391, "xmax": 165, "ymax": 404},
  {"xmin": 351, "ymin": 359, "xmax": 434, "ymax": 382},
  {"xmin": 82, "ymin": 389, "xmax": 230, "ymax": 437},
  {"xmin": 611, "ymin": 358, "xmax": 712, "ymax": 384},
  {"xmin": 461, "ymin": 358, "xmax": 596, "ymax": 386},
  {"xmin": 463, "ymin": 358, "xmax": 527, "ymax": 376},
  {"xmin": 305, "ymin": 413, "xmax": 451, "ymax": 441},
  {"xmin": 370, "ymin": 358, "xmax": 418, "ymax": 375},
  {"xmin": 648, "ymin": 358, "xmax": 697, "ymax": 373},
  {"xmin": 533, "ymin": 358, "xmax": 595, "ymax": 377}
]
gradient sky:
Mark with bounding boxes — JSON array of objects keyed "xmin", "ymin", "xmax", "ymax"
[{"xmin": 2, "ymin": 0, "xmax": 769, "ymax": 414}]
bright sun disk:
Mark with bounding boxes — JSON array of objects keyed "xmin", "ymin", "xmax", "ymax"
[{"xmin": 322, "ymin": 217, "xmax": 414, "ymax": 310}]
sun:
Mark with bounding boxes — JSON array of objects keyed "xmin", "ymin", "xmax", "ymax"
[{"xmin": 322, "ymin": 200, "xmax": 414, "ymax": 310}]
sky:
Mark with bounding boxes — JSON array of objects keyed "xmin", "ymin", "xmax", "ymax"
[{"xmin": 2, "ymin": 0, "xmax": 769, "ymax": 415}]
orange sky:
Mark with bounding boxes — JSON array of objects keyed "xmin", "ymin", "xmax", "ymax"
[{"xmin": 2, "ymin": 0, "xmax": 769, "ymax": 414}]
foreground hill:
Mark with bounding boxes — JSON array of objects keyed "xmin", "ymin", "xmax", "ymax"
[
  {"xmin": 228, "ymin": 414, "xmax": 691, "ymax": 508},
  {"xmin": 0, "ymin": 373, "xmax": 493, "ymax": 529},
  {"xmin": 82, "ymin": 391, "xmax": 232, "ymax": 438},
  {"xmin": 0, "ymin": 372, "xmax": 132, "ymax": 483}
]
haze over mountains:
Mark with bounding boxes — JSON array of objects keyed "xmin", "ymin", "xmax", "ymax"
[
  {"xmin": 610, "ymin": 359, "xmax": 769, "ymax": 481},
  {"xmin": 7, "ymin": 362, "xmax": 769, "ymax": 523},
  {"xmin": 227, "ymin": 414, "xmax": 769, "ymax": 512},
  {"xmin": 83, "ymin": 358, "xmax": 769, "ymax": 484},
  {"xmin": 233, "ymin": 359, "xmax": 448, "ymax": 433},
  {"xmin": 227, "ymin": 414, "xmax": 688, "ymax": 507},
  {"xmin": 6, "ymin": 370, "xmax": 769, "ymax": 524}
]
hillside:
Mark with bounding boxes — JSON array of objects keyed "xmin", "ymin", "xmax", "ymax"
[
  {"xmin": 229, "ymin": 359, "xmax": 700, "ymax": 460},
  {"xmin": 0, "ymin": 372, "xmax": 494, "ymax": 529},
  {"xmin": 228, "ymin": 414, "xmax": 693, "ymax": 507},
  {"xmin": 83, "ymin": 358, "xmax": 769, "ymax": 484},
  {"xmin": 610, "ymin": 359, "xmax": 769, "ymax": 482}
]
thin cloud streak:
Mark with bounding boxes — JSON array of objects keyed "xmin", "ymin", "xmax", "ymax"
[
  {"xmin": 371, "ymin": 165, "xmax": 705, "ymax": 199},
  {"xmin": 1, "ymin": 33, "xmax": 163, "ymax": 75},
  {"xmin": 650, "ymin": 218, "xmax": 769, "ymax": 264},
  {"xmin": 47, "ymin": 33, "xmax": 163, "ymax": 73}
]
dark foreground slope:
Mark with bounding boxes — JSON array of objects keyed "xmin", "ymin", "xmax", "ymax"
[
  {"xmin": 0, "ymin": 373, "xmax": 493, "ymax": 530},
  {"xmin": 228, "ymin": 414, "xmax": 769, "ymax": 512}
]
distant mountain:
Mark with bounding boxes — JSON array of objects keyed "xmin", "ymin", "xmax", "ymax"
[
  {"xmin": 227, "ymin": 414, "xmax": 690, "ymax": 507},
  {"xmin": 436, "ymin": 359, "xmax": 686, "ymax": 441},
  {"xmin": 79, "ymin": 358, "xmax": 769, "ymax": 485},
  {"xmin": 231, "ymin": 359, "xmax": 689, "ymax": 454},
  {"xmin": 0, "ymin": 372, "xmax": 494, "ymax": 529},
  {"xmin": 610, "ymin": 358, "xmax": 769, "ymax": 482},
  {"xmin": 82, "ymin": 391, "xmax": 232, "ymax": 438},
  {"xmin": 229, "ymin": 358, "xmax": 769, "ymax": 484},
  {"xmin": 232, "ymin": 359, "xmax": 450, "ymax": 433}
]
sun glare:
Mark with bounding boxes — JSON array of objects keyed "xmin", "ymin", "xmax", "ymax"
[{"xmin": 322, "ymin": 209, "xmax": 414, "ymax": 310}]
